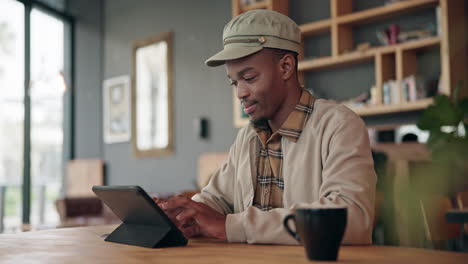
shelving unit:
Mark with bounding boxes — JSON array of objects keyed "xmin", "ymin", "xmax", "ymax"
[
  {"xmin": 353, "ymin": 97, "xmax": 434, "ymax": 116},
  {"xmin": 299, "ymin": 19, "xmax": 332, "ymax": 37},
  {"xmin": 297, "ymin": 0, "xmax": 464, "ymax": 117},
  {"xmin": 231, "ymin": 0, "xmax": 467, "ymax": 125},
  {"xmin": 232, "ymin": 0, "xmax": 288, "ymax": 17},
  {"xmin": 336, "ymin": 0, "xmax": 439, "ymax": 25},
  {"xmin": 298, "ymin": 37, "xmax": 440, "ymax": 71}
]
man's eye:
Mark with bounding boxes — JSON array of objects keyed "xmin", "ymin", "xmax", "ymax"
[{"xmin": 244, "ymin": 76, "xmax": 256, "ymax": 82}]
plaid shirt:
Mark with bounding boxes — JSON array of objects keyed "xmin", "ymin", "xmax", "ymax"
[{"xmin": 252, "ymin": 89, "xmax": 314, "ymax": 211}]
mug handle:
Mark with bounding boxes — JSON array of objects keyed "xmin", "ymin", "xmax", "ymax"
[{"xmin": 283, "ymin": 214, "xmax": 300, "ymax": 242}]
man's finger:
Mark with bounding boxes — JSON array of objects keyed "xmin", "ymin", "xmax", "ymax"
[
  {"xmin": 160, "ymin": 196, "xmax": 192, "ymax": 210},
  {"xmin": 181, "ymin": 224, "xmax": 199, "ymax": 238},
  {"xmin": 176, "ymin": 208, "xmax": 197, "ymax": 223},
  {"xmin": 152, "ymin": 196, "xmax": 166, "ymax": 203},
  {"xmin": 164, "ymin": 208, "xmax": 184, "ymax": 223}
]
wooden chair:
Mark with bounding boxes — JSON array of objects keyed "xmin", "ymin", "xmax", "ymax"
[
  {"xmin": 66, "ymin": 159, "xmax": 105, "ymax": 197},
  {"xmin": 55, "ymin": 159, "xmax": 118, "ymax": 227},
  {"xmin": 371, "ymin": 143, "xmax": 431, "ymax": 247},
  {"xmin": 455, "ymin": 191, "xmax": 468, "ymax": 234},
  {"xmin": 197, "ymin": 152, "xmax": 229, "ymax": 189},
  {"xmin": 153, "ymin": 153, "xmax": 230, "ymax": 201},
  {"xmin": 420, "ymin": 195, "xmax": 461, "ymax": 250}
]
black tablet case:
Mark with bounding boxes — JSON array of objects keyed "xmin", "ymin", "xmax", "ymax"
[{"xmin": 92, "ymin": 185, "xmax": 188, "ymax": 248}]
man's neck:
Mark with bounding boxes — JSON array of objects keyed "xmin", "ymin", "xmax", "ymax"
[{"xmin": 268, "ymin": 83, "xmax": 302, "ymax": 133}]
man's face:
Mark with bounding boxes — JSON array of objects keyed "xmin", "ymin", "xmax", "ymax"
[{"xmin": 225, "ymin": 49, "xmax": 286, "ymax": 123}]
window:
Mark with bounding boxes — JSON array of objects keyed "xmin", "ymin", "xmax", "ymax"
[
  {"xmin": 0, "ymin": 0, "xmax": 72, "ymax": 232},
  {"xmin": 0, "ymin": 0, "xmax": 25, "ymax": 233}
]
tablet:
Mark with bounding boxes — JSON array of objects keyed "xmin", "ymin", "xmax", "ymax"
[{"xmin": 92, "ymin": 185, "xmax": 188, "ymax": 248}]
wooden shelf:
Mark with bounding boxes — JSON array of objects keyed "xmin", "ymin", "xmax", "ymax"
[
  {"xmin": 231, "ymin": 0, "xmax": 466, "ymax": 122},
  {"xmin": 299, "ymin": 19, "xmax": 332, "ymax": 36},
  {"xmin": 299, "ymin": 51, "xmax": 374, "ymax": 71},
  {"xmin": 299, "ymin": 36, "xmax": 440, "ymax": 71},
  {"xmin": 398, "ymin": 36, "xmax": 440, "ymax": 51},
  {"xmin": 378, "ymin": 36, "xmax": 440, "ymax": 54},
  {"xmin": 349, "ymin": 98, "xmax": 434, "ymax": 116},
  {"xmin": 242, "ymin": 1, "xmax": 269, "ymax": 12},
  {"xmin": 336, "ymin": 0, "xmax": 439, "ymax": 26}
]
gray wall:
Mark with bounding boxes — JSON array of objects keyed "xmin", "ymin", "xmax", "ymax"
[
  {"xmin": 102, "ymin": 0, "xmax": 236, "ymax": 193},
  {"xmin": 70, "ymin": 0, "xmax": 468, "ymax": 193},
  {"xmin": 68, "ymin": 0, "xmax": 104, "ymax": 159}
]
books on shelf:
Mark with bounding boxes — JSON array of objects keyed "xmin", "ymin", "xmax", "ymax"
[
  {"xmin": 436, "ymin": 6, "xmax": 442, "ymax": 37},
  {"xmin": 382, "ymin": 75, "xmax": 427, "ymax": 105},
  {"xmin": 240, "ymin": 0, "xmax": 263, "ymax": 8},
  {"xmin": 370, "ymin": 85, "xmax": 379, "ymax": 105}
]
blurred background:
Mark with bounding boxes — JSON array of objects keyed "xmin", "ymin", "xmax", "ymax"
[{"xmin": 0, "ymin": 0, "xmax": 467, "ymax": 252}]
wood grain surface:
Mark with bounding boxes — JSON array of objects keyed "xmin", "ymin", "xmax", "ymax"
[{"xmin": 0, "ymin": 225, "xmax": 466, "ymax": 264}]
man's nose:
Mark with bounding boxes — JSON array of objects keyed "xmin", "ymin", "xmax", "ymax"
[{"xmin": 236, "ymin": 83, "xmax": 249, "ymax": 100}]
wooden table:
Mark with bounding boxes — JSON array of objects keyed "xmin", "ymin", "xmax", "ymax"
[
  {"xmin": 446, "ymin": 209, "xmax": 468, "ymax": 223},
  {"xmin": 0, "ymin": 225, "xmax": 467, "ymax": 263}
]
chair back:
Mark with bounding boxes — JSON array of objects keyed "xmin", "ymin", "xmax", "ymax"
[
  {"xmin": 66, "ymin": 159, "xmax": 104, "ymax": 197},
  {"xmin": 55, "ymin": 159, "xmax": 107, "ymax": 227},
  {"xmin": 455, "ymin": 191, "xmax": 468, "ymax": 234},
  {"xmin": 420, "ymin": 195, "xmax": 460, "ymax": 243},
  {"xmin": 197, "ymin": 152, "xmax": 229, "ymax": 189}
]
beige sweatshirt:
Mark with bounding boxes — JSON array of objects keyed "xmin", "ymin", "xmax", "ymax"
[{"xmin": 192, "ymin": 98, "xmax": 376, "ymax": 245}]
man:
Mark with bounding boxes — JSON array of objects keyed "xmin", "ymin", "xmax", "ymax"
[{"xmin": 157, "ymin": 9, "xmax": 376, "ymax": 245}]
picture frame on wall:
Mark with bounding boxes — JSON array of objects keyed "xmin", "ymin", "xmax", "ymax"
[
  {"xmin": 131, "ymin": 32, "xmax": 174, "ymax": 158},
  {"xmin": 233, "ymin": 89, "xmax": 249, "ymax": 128},
  {"xmin": 103, "ymin": 75, "xmax": 131, "ymax": 144}
]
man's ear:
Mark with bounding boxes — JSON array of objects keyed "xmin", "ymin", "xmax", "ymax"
[{"xmin": 279, "ymin": 53, "xmax": 295, "ymax": 81}]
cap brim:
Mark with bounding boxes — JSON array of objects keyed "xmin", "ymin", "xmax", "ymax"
[{"xmin": 205, "ymin": 46, "xmax": 263, "ymax": 67}]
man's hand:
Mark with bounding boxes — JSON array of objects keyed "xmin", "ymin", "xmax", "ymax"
[{"xmin": 154, "ymin": 196, "xmax": 227, "ymax": 240}]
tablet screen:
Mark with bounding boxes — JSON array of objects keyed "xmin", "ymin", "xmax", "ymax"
[
  {"xmin": 93, "ymin": 186, "xmax": 172, "ymax": 227},
  {"xmin": 92, "ymin": 185, "xmax": 187, "ymax": 248}
]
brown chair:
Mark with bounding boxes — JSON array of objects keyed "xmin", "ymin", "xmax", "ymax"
[
  {"xmin": 420, "ymin": 195, "xmax": 461, "ymax": 250},
  {"xmin": 55, "ymin": 159, "xmax": 118, "ymax": 227},
  {"xmin": 66, "ymin": 159, "xmax": 105, "ymax": 197},
  {"xmin": 455, "ymin": 191, "xmax": 468, "ymax": 234},
  {"xmin": 197, "ymin": 152, "xmax": 229, "ymax": 189}
]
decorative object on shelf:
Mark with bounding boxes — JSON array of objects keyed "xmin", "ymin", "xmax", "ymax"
[
  {"xmin": 340, "ymin": 92, "xmax": 371, "ymax": 109},
  {"xmin": 377, "ymin": 23, "xmax": 436, "ymax": 46},
  {"xmin": 131, "ymin": 32, "xmax": 174, "ymax": 158},
  {"xmin": 103, "ymin": 75, "xmax": 131, "ymax": 144},
  {"xmin": 232, "ymin": 0, "xmax": 288, "ymax": 18},
  {"xmin": 398, "ymin": 24, "xmax": 436, "ymax": 42},
  {"xmin": 231, "ymin": 0, "xmax": 466, "ymax": 122},
  {"xmin": 386, "ymin": 24, "xmax": 400, "ymax": 45},
  {"xmin": 240, "ymin": 0, "xmax": 263, "ymax": 8},
  {"xmin": 356, "ymin": 42, "xmax": 371, "ymax": 52}
]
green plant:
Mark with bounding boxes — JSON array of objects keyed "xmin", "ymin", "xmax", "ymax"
[{"xmin": 416, "ymin": 82, "xmax": 468, "ymax": 194}]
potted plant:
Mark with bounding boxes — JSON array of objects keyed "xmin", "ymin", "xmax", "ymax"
[{"xmin": 416, "ymin": 82, "xmax": 468, "ymax": 195}]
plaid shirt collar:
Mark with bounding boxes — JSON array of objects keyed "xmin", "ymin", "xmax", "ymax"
[{"xmin": 253, "ymin": 89, "xmax": 315, "ymax": 143}]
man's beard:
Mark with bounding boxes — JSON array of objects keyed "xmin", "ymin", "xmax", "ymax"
[{"xmin": 250, "ymin": 117, "xmax": 269, "ymax": 130}]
